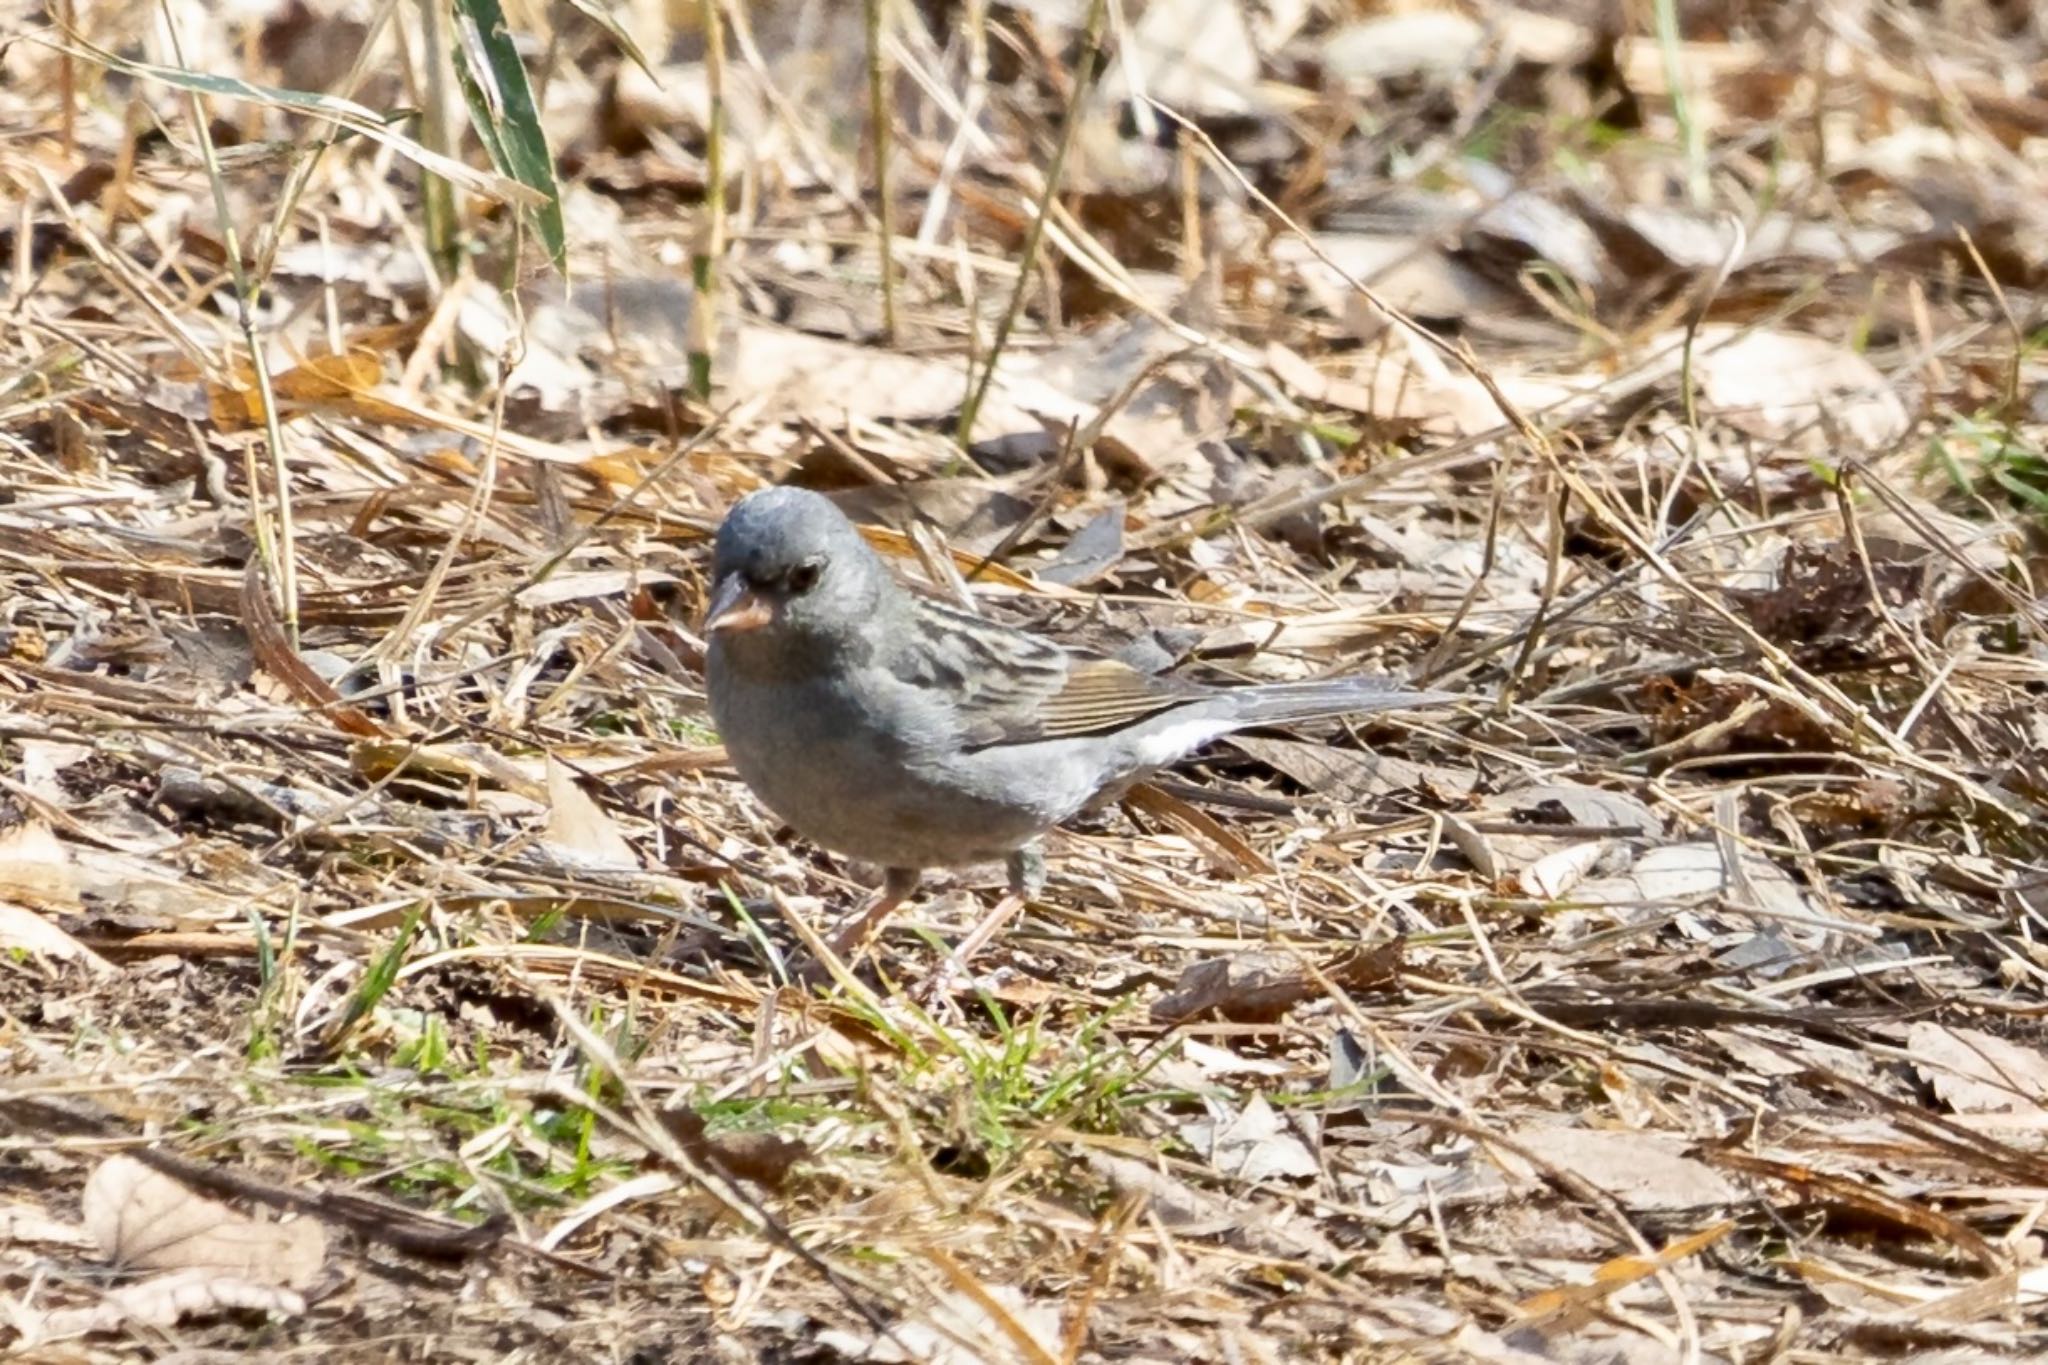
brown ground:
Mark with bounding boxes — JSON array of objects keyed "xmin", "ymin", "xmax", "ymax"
[{"xmin": 2, "ymin": 0, "xmax": 2047, "ymax": 1360}]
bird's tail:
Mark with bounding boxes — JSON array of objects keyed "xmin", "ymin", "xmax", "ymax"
[
  {"xmin": 1108, "ymin": 672, "xmax": 1456, "ymax": 788},
  {"xmin": 1209, "ymin": 673, "xmax": 1457, "ymax": 728}
]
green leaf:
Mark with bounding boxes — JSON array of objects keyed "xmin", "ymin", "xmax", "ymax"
[
  {"xmin": 321, "ymin": 906, "xmax": 425, "ymax": 1055},
  {"xmin": 1988, "ymin": 463, "xmax": 2048, "ymax": 512},
  {"xmin": 36, "ymin": 31, "xmax": 543, "ymax": 208},
  {"xmin": 449, "ymin": 0, "xmax": 567, "ymax": 273},
  {"xmin": 561, "ymin": 0, "xmax": 661, "ymax": 80}
]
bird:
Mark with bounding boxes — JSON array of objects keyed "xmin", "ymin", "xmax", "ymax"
[{"xmin": 699, "ymin": 485, "xmax": 1453, "ymax": 965}]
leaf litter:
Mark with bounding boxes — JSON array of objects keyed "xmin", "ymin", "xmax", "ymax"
[{"xmin": 2, "ymin": 0, "xmax": 2048, "ymax": 1358}]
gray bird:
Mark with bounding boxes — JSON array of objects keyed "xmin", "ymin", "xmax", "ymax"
[{"xmin": 701, "ymin": 485, "xmax": 1452, "ymax": 957}]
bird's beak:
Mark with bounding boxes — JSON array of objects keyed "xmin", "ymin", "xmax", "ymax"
[{"xmin": 702, "ymin": 571, "xmax": 773, "ymax": 634}]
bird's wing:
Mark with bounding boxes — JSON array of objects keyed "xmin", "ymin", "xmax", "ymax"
[{"xmin": 890, "ymin": 598, "xmax": 1207, "ymax": 750}]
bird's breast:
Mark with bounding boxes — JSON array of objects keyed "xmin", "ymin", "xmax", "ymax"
[
  {"xmin": 705, "ymin": 647, "xmax": 1059, "ymax": 868},
  {"xmin": 708, "ymin": 652, "xmax": 930, "ymax": 846}
]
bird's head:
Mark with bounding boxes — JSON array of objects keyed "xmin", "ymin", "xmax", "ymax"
[{"xmin": 703, "ymin": 486, "xmax": 890, "ymax": 649}]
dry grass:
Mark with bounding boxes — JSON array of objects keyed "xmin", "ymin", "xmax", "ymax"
[{"xmin": 2, "ymin": 0, "xmax": 2047, "ymax": 1360}]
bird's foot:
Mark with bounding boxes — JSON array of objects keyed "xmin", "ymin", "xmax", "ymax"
[
  {"xmin": 918, "ymin": 891, "xmax": 1030, "ymax": 1004},
  {"xmin": 915, "ymin": 847, "xmax": 1043, "ymax": 1001}
]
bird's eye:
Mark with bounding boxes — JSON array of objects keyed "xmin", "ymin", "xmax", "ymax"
[{"xmin": 785, "ymin": 559, "xmax": 822, "ymax": 594}]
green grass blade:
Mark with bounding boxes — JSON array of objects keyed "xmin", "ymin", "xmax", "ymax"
[
  {"xmin": 449, "ymin": 0, "xmax": 567, "ymax": 272},
  {"xmin": 1988, "ymin": 462, "xmax": 2048, "ymax": 513},
  {"xmin": 321, "ymin": 905, "xmax": 426, "ymax": 1055},
  {"xmin": 561, "ymin": 0, "xmax": 660, "ymax": 79},
  {"xmin": 36, "ymin": 31, "xmax": 541, "ymax": 208}
]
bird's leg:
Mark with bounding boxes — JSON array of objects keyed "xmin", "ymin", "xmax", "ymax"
[
  {"xmin": 921, "ymin": 844, "xmax": 1042, "ymax": 1001},
  {"xmin": 1006, "ymin": 844, "xmax": 1047, "ymax": 899},
  {"xmin": 950, "ymin": 842, "xmax": 1045, "ymax": 964},
  {"xmin": 821, "ymin": 865, "xmax": 921, "ymax": 965}
]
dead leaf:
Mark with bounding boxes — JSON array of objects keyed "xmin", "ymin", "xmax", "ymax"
[
  {"xmin": 1460, "ymin": 782, "xmax": 1659, "ymax": 885},
  {"xmin": 1152, "ymin": 950, "xmax": 1312, "ymax": 1024},
  {"xmin": 1224, "ymin": 733, "xmax": 1479, "ymax": 802},
  {"xmin": 1320, "ymin": 9, "xmax": 1485, "ymax": 83},
  {"xmin": 1687, "ymin": 326, "xmax": 1910, "ymax": 449},
  {"xmin": 542, "ymin": 757, "xmax": 642, "ymax": 869},
  {"xmin": 1169, "ymin": 1038, "xmax": 1296, "ymax": 1083},
  {"xmin": 0, "ymin": 898, "xmax": 112, "ymax": 973},
  {"xmin": 726, "ymin": 323, "xmax": 1092, "ymax": 446},
  {"xmin": 0, "ymin": 1201, "xmax": 97, "ymax": 1248},
  {"xmin": 353, "ymin": 741, "xmax": 550, "ymax": 801},
  {"xmin": 241, "ymin": 561, "xmax": 388, "ymax": 740},
  {"xmin": 1517, "ymin": 1221, "xmax": 1736, "ymax": 1326},
  {"xmin": 516, "ymin": 569, "xmax": 678, "ymax": 609},
  {"xmin": 0, "ymin": 819, "xmax": 83, "ymax": 907},
  {"xmin": 12, "ymin": 1268, "xmax": 309, "ymax": 1346},
  {"xmin": 1036, "ymin": 501, "xmax": 1126, "ymax": 585},
  {"xmin": 815, "ymin": 1274, "xmax": 1063, "ymax": 1365},
  {"xmin": 16, "ymin": 739, "xmax": 93, "ymax": 803},
  {"xmin": 1505, "ymin": 1127, "xmax": 1741, "ymax": 1212},
  {"xmin": 82, "ymin": 1156, "xmax": 326, "ymax": 1290},
  {"xmin": 1122, "ymin": 780, "xmax": 1273, "ymax": 877},
  {"xmin": 1518, "ymin": 841, "xmax": 1609, "ymax": 900},
  {"xmin": 1908, "ymin": 1023, "xmax": 2048, "ymax": 1117},
  {"xmin": 1103, "ymin": 0, "xmax": 1263, "ymax": 118},
  {"xmin": 1578, "ymin": 841, "xmax": 1814, "ymax": 926},
  {"xmin": 1180, "ymin": 1094, "xmax": 1320, "ymax": 1182},
  {"xmin": 824, "ymin": 478, "xmax": 1039, "ymax": 557},
  {"xmin": 210, "ymin": 349, "xmax": 383, "ymax": 429},
  {"xmin": 1271, "ymin": 233, "xmax": 1518, "ymax": 346},
  {"xmin": 0, "ymin": 823, "xmax": 113, "ymax": 972},
  {"xmin": 659, "ymin": 1110, "xmax": 810, "ymax": 1192}
]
